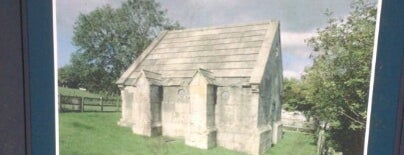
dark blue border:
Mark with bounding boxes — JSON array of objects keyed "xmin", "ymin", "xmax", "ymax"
[
  {"xmin": 26, "ymin": 0, "xmax": 56, "ymax": 155},
  {"xmin": 367, "ymin": 0, "xmax": 404, "ymax": 155}
]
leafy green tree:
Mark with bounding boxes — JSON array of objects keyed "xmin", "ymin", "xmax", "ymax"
[
  {"xmin": 303, "ymin": 1, "xmax": 376, "ymax": 154},
  {"xmin": 60, "ymin": 0, "xmax": 181, "ymax": 93},
  {"xmin": 282, "ymin": 78, "xmax": 313, "ymax": 114}
]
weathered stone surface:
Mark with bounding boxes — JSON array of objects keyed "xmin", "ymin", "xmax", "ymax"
[
  {"xmin": 186, "ymin": 69, "xmax": 217, "ymax": 149},
  {"xmin": 117, "ymin": 86, "xmax": 135, "ymax": 127},
  {"xmin": 126, "ymin": 70, "xmax": 163, "ymax": 137},
  {"xmin": 272, "ymin": 121, "xmax": 283, "ymax": 144},
  {"xmin": 117, "ymin": 21, "xmax": 283, "ymax": 155},
  {"xmin": 161, "ymin": 86, "xmax": 189, "ymax": 138}
]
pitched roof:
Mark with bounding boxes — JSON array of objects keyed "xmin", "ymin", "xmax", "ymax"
[
  {"xmin": 117, "ymin": 21, "xmax": 280, "ymax": 86},
  {"xmin": 190, "ymin": 68, "xmax": 217, "ymax": 85}
]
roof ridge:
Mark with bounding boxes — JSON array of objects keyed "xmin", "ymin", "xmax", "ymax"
[
  {"xmin": 168, "ymin": 20, "xmax": 279, "ymax": 33},
  {"xmin": 249, "ymin": 22, "xmax": 280, "ymax": 84},
  {"xmin": 118, "ymin": 21, "xmax": 280, "ymax": 84}
]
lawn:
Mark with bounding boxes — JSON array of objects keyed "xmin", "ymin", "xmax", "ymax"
[
  {"xmin": 58, "ymin": 87, "xmax": 119, "ymax": 99},
  {"xmin": 58, "ymin": 87, "xmax": 121, "ymax": 112},
  {"xmin": 59, "ymin": 113, "xmax": 317, "ymax": 155},
  {"xmin": 59, "ymin": 87, "xmax": 102, "ymax": 98},
  {"xmin": 267, "ymin": 132, "xmax": 317, "ymax": 155}
]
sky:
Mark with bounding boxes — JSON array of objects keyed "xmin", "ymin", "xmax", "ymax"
[{"xmin": 56, "ymin": 0, "xmax": 358, "ymax": 79}]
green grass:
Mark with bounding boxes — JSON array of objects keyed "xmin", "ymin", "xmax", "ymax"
[
  {"xmin": 267, "ymin": 132, "xmax": 317, "ymax": 155},
  {"xmin": 58, "ymin": 87, "xmax": 121, "ymax": 112},
  {"xmin": 59, "ymin": 113, "xmax": 317, "ymax": 155}
]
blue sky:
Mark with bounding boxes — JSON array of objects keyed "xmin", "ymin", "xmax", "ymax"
[{"xmin": 57, "ymin": 0, "xmax": 359, "ymax": 79}]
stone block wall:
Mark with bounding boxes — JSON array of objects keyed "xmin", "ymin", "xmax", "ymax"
[
  {"xmin": 258, "ymin": 28, "xmax": 283, "ymax": 146},
  {"xmin": 215, "ymin": 86, "xmax": 256, "ymax": 151},
  {"xmin": 161, "ymin": 86, "xmax": 189, "ymax": 138},
  {"xmin": 118, "ymin": 86, "xmax": 135, "ymax": 127},
  {"xmin": 119, "ymin": 82, "xmax": 281, "ymax": 155},
  {"xmin": 130, "ymin": 75, "xmax": 149, "ymax": 135},
  {"xmin": 117, "ymin": 39, "xmax": 284, "ymax": 153},
  {"xmin": 186, "ymin": 71, "xmax": 217, "ymax": 149}
]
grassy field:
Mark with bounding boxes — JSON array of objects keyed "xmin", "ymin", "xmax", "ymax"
[
  {"xmin": 59, "ymin": 113, "xmax": 316, "ymax": 155},
  {"xmin": 59, "ymin": 87, "xmax": 102, "ymax": 98},
  {"xmin": 58, "ymin": 87, "xmax": 121, "ymax": 112},
  {"xmin": 58, "ymin": 87, "xmax": 119, "ymax": 99},
  {"xmin": 267, "ymin": 132, "xmax": 317, "ymax": 155}
]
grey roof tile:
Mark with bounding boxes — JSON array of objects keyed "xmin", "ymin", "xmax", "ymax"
[{"xmin": 117, "ymin": 21, "xmax": 279, "ymax": 86}]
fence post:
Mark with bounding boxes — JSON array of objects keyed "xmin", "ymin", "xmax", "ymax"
[
  {"xmin": 100, "ymin": 97, "xmax": 103, "ymax": 112},
  {"xmin": 71, "ymin": 97, "xmax": 74, "ymax": 110},
  {"xmin": 81, "ymin": 97, "xmax": 84, "ymax": 112},
  {"xmin": 116, "ymin": 98, "xmax": 119, "ymax": 112}
]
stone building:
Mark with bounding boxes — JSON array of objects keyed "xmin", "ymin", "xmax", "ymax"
[{"xmin": 116, "ymin": 21, "xmax": 283, "ymax": 155}]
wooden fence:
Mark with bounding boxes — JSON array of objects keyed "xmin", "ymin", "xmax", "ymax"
[
  {"xmin": 58, "ymin": 95, "xmax": 121, "ymax": 112},
  {"xmin": 282, "ymin": 119, "xmax": 316, "ymax": 133}
]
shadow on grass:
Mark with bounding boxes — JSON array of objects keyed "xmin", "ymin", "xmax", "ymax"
[{"xmin": 71, "ymin": 122, "xmax": 95, "ymax": 130}]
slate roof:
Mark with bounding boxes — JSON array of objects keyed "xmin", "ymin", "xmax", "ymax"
[
  {"xmin": 191, "ymin": 68, "xmax": 217, "ymax": 85},
  {"xmin": 134, "ymin": 69, "xmax": 162, "ymax": 86},
  {"xmin": 117, "ymin": 21, "xmax": 280, "ymax": 86}
]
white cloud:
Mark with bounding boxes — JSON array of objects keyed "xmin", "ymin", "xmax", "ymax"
[
  {"xmin": 281, "ymin": 31, "xmax": 316, "ymax": 57},
  {"xmin": 56, "ymin": 0, "xmax": 353, "ymax": 69},
  {"xmin": 281, "ymin": 31, "xmax": 316, "ymax": 47},
  {"xmin": 283, "ymin": 70, "xmax": 302, "ymax": 79}
]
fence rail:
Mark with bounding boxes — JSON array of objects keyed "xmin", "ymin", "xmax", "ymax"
[
  {"xmin": 283, "ymin": 125, "xmax": 314, "ymax": 133},
  {"xmin": 58, "ymin": 95, "xmax": 121, "ymax": 112}
]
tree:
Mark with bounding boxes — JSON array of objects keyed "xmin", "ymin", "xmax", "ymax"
[
  {"xmin": 303, "ymin": 1, "xmax": 376, "ymax": 154},
  {"xmin": 60, "ymin": 0, "xmax": 181, "ymax": 93},
  {"xmin": 282, "ymin": 78, "xmax": 312, "ymax": 114}
]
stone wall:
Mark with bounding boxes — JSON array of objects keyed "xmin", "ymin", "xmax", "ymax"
[
  {"xmin": 130, "ymin": 74, "xmax": 150, "ymax": 135},
  {"xmin": 118, "ymin": 86, "xmax": 135, "ymax": 127},
  {"xmin": 186, "ymin": 72, "xmax": 217, "ymax": 149},
  {"xmin": 215, "ymin": 86, "xmax": 256, "ymax": 153},
  {"xmin": 117, "ymin": 21, "xmax": 284, "ymax": 155},
  {"xmin": 161, "ymin": 86, "xmax": 189, "ymax": 138},
  {"xmin": 260, "ymin": 28, "xmax": 283, "ymax": 145}
]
